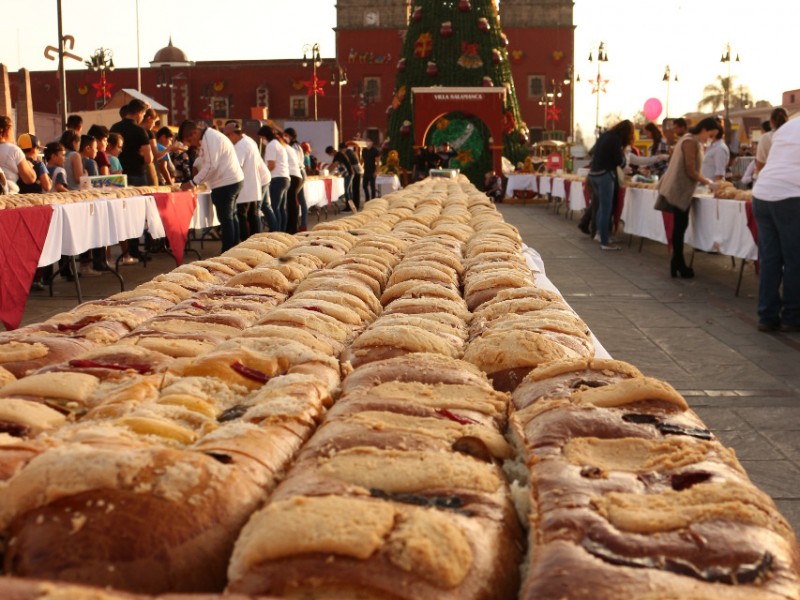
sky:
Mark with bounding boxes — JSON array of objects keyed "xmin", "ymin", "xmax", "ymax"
[{"xmin": 1, "ymin": 1, "xmax": 794, "ymax": 145}]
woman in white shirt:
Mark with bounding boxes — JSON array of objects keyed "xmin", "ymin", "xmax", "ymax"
[
  {"xmin": 0, "ymin": 115, "xmax": 36, "ymax": 192},
  {"xmin": 258, "ymin": 125, "xmax": 290, "ymax": 232}
]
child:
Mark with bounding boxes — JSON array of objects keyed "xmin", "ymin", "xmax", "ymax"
[
  {"xmin": 155, "ymin": 126, "xmax": 175, "ymax": 185},
  {"xmin": 88, "ymin": 125, "xmax": 111, "ymax": 175},
  {"xmin": 106, "ymin": 132, "xmax": 123, "ymax": 174},
  {"xmin": 44, "ymin": 142, "xmax": 69, "ymax": 192},
  {"xmin": 79, "ymin": 135, "xmax": 99, "ymax": 178}
]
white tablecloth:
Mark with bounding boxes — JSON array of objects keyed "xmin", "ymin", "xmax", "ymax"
[
  {"xmin": 620, "ymin": 187, "xmax": 669, "ymax": 245},
  {"xmin": 38, "ymin": 195, "xmax": 164, "ymax": 267},
  {"xmin": 523, "ymin": 245, "xmax": 611, "ymax": 359},
  {"xmin": 538, "ymin": 175, "xmax": 552, "ymax": 196},
  {"xmin": 376, "ymin": 174, "xmax": 401, "ymax": 197},
  {"xmin": 620, "ymin": 187, "xmax": 758, "ymax": 260},
  {"xmin": 505, "ymin": 174, "xmax": 538, "ymax": 197},
  {"xmin": 304, "ymin": 177, "xmax": 346, "ymax": 209},
  {"xmin": 190, "ymin": 192, "xmax": 218, "ymax": 230},
  {"xmin": 551, "ymin": 177, "xmax": 589, "ymax": 212}
]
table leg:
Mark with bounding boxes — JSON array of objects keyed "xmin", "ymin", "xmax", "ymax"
[
  {"xmin": 70, "ymin": 256, "xmax": 83, "ymax": 304},
  {"xmin": 104, "ymin": 255, "xmax": 125, "ymax": 292},
  {"xmin": 735, "ymin": 260, "xmax": 747, "ymax": 297}
]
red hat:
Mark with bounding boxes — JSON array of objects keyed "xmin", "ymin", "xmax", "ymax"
[{"xmin": 300, "ymin": 142, "xmax": 311, "ymax": 153}]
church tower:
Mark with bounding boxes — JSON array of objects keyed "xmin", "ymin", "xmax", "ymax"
[{"xmin": 500, "ymin": 0, "xmax": 575, "ymax": 141}]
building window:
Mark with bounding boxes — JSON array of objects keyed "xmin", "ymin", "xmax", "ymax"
[
  {"xmin": 527, "ymin": 75, "xmax": 545, "ymax": 100},
  {"xmin": 791, "ymin": 93, "xmax": 796, "ymax": 104},
  {"xmin": 363, "ymin": 77, "xmax": 382, "ymax": 103},
  {"xmin": 290, "ymin": 96, "xmax": 308, "ymax": 118},
  {"xmin": 256, "ymin": 84, "xmax": 269, "ymax": 107},
  {"xmin": 211, "ymin": 96, "xmax": 229, "ymax": 119}
]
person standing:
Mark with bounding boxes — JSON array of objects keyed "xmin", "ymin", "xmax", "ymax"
[
  {"xmin": 223, "ymin": 121, "xmax": 263, "ymax": 241},
  {"xmin": 755, "ymin": 107, "xmax": 788, "ymax": 176},
  {"xmin": 701, "ymin": 124, "xmax": 729, "ymax": 182},
  {"xmin": 283, "ymin": 128, "xmax": 304, "ymax": 233},
  {"xmin": 284, "ymin": 128, "xmax": 308, "ymax": 232},
  {"xmin": 325, "ymin": 144, "xmax": 353, "ymax": 210},
  {"xmin": 111, "ymin": 99, "xmax": 153, "ymax": 261},
  {"xmin": 586, "ymin": 120, "xmax": 634, "ymax": 251},
  {"xmin": 59, "ymin": 130, "xmax": 83, "ymax": 191},
  {"xmin": 345, "ymin": 143, "xmax": 362, "ymax": 210},
  {"xmin": 361, "ymin": 139, "xmax": 379, "ymax": 200},
  {"xmin": 259, "ymin": 125, "xmax": 290, "ymax": 231},
  {"xmin": 751, "ymin": 117, "xmax": 800, "ymax": 333},
  {"xmin": 88, "ymin": 125, "xmax": 111, "ymax": 176},
  {"xmin": 655, "ymin": 117, "xmax": 722, "ymax": 278},
  {"xmin": 180, "ymin": 120, "xmax": 244, "ymax": 252}
]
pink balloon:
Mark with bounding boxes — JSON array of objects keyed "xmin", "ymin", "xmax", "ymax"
[{"xmin": 643, "ymin": 98, "xmax": 663, "ymax": 121}]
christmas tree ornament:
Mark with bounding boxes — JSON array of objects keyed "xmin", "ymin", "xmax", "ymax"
[
  {"xmin": 503, "ymin": 110, "xmax": 517, "ymax": 134},
  {"xmin": 400, "ymin": 120, "xmax": 412, "ymax": 135},
  {"xmin": 426, "ymin": 60, "xmax": 439, "ymax": 77},
  {"xmin": 440, "ymin": 21, "xmax": 453, "ymax": 37},
  {"xmin": 500, "ymin": 33, "xmax": 509, "ymax": 47},
  {"xmin": 412, "ymin": 5, "xmax": 423, "ymax": 22},
  {"xmin": 456, "ymin": 42, "xmax": 483, "ymax": 69},
  {"xmin": 492, "ymin": 48, "xmax": 502, "ymax": 64},
  {"xmin": 477, "ymin": 17, "xmax": 490, "ymax": 32},
  {"xmin": 386, "ymin": 105, "xmax": 394, "ymax": 115},
  {"xmin": 397, "ymin": 58, "xmax": 406, "ymax": 72},
  {"xmin": 458, "ymin": 0, "xmax": 471, "ymax": 11},
  {"xmin": 414, "ymin": 33, "xmax": 433, "ymax": 58},
  {"xmin": 482, "ymin": 76, "xmax": 494, "ymax": 87}
]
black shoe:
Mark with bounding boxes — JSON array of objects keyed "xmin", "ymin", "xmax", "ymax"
[
  {"xmin": 92, "ymin": 263, "xmax": 111, "ymax": 272},
  {"xmin": 578, "ymin": 223, "xmax": 591, "ymax": 235},
  {"xmin": 670, "ymin": 264, "xmax": 695, "ymax": 279},
  {"xmin": 758, "ymin": 322, "xmax": 780, "ymax": 332}
]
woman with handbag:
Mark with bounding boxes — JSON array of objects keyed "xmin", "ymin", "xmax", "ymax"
[
  {"xmin": 586, "ymin": 120, "xmax": 634, "ymax": 251},
  {"xmin": 655, "ymin": 117, "xmax": 722, "ymax": 278}
]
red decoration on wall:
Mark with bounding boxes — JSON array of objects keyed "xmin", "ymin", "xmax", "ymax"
[
  {"xmin": 546, "ymin": 105, "xmax": 562, "ymax": 122},
  {"xmin": 77, "ymin": 82, "xmax": 89, "ymax": 96},
  {"xmin": 551, "ymin": 50, "xmax": 565, "ymax": 65},
  {"xmin": 509, "ymin": 50, "xmax": 525, "ymax": 65},
  {"xmin": 91, "ymin": 79, "xmax": 113, "ymax": 99}
]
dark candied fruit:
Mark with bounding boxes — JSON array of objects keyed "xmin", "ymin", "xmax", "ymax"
[{"xmin": 217, "ymin": 404, "xmax": 249, "ymax": 423}]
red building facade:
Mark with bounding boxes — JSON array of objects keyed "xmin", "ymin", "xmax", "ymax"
[{"xmin": 10, "ymin": 0, "xmax": 573, "ymax": 143}]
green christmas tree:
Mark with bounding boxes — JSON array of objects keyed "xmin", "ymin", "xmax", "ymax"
[{"xmin": 385, "ymin": 0, "xmax": 529, "ymax": 185}]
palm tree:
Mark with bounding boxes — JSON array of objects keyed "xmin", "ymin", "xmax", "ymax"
[{"xmin": 697, "ymin": 75, "xmax": 753, "ymax": 112}]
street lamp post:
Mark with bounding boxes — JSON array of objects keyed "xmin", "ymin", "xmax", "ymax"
[
  {"xmin": 589, "ymin": 42, "xmax": 609, "ymax": 136},
  {"xmin": 662, "ymin": 65, "xmax": 678, "ymax": 118},
  {"xmin": 720, "ymin": 43, "xmax": 740, "ymax": 144},
  {"xmin": 302, "ymin": 43, "xmax": 322, "ymax": 120},
  {"xmin": 86, "ymin": 47, "xmax": 115, "ymax": 106},
  {"xmin": 330, "ymin": 65, "xmax": 348, "ymax": 139},
  {"xmin": 563, "ymin": 66, "xmax": 574, "ymax": 141}
]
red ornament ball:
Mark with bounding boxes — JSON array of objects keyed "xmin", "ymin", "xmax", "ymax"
[
  {"xmin": 397, "ymin": 58, "xmax": 406, "ymax": 72},
  {"xmin": 458, "ymin": 0, "xmax": 471, "ymax": 12},
  {"xmin": 477, "ymin": 17, "xmax": 490, "ymax": 32},
  {"xmin": 412, "ymin": 6, "xmax": 423, "ymax": 22},
  {"xmin": 426, "ymin": 61, "xmax": 438, "ymax": 77},
  {"xmin": 440, "ymin": 21, "xmax": 453, "ymax": 37}
]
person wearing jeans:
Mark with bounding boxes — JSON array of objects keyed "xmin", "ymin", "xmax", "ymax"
[
  {"xmin": 259, "ymin": 125, "xmax": 290, "ymax": 231},
  {"xmin": 585, "ymin": 120, "xmax": 633, "ymax": 251},
  {"xmin": 751, "ymin": 117, "xmax": 800, "ymax": 333},
  {"xmin": 179, "ymin": 120, "xmax": 244, "ymax": 252}
]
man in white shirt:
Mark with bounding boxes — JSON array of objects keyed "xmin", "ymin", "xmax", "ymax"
[
  {"xmin": 180, "ymin": 121, "xmax": 244, "ymax": 252},
  {"xmin": 752, "ymin": 117, "xmax": 800, "ymax": 332},
  {"xmin": 701, "ymin": 129, "xmax": 730, "ymax": 182},
  {"xmin": 223, "ymin": 121, "xmax": 264, "ymax": 241}
]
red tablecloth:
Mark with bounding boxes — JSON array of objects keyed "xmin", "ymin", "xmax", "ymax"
[
  {"xmin": 151, "ymin": 192, "xmax": 198, "ymax": 265},
  {"xmin": 323, "ymin": 178, "xmax": 333, "ymax": 205},
  {"xmin": 0, "ymin": 205, "xmax": 54, "ymax": 330}
]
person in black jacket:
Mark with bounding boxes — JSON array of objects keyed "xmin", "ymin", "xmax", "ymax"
[{"xmin": 585, "ymin": 120, "xmax": 634, "ymax": 250}]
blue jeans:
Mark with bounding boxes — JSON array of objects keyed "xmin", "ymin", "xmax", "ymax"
[
  {"xmin": 588, "ymin": 171, "xmax": 615, "ymax": 245},
  {"xmin": 260, "ymin": 185, "xmax": 278, "ymax": 232},
  {"xmin": 269, "ymin": 177, "xmax": 290, "ymax": 232},
  {"xmin": 752, "ymin": 197, "xmax": 800, "ymax": 327},
  {"xmin": 211, "ymin": 180, "xmax": 242, "ymax": 252}
]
